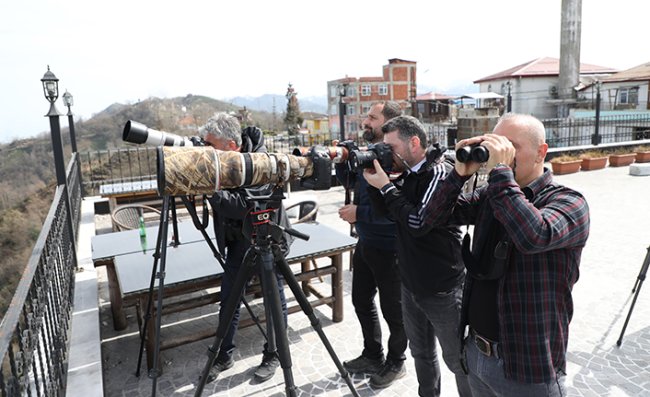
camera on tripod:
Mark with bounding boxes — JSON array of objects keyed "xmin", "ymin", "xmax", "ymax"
[
  {"xmin": 123, "ymin": 120, "xmax": 205, "ymax": 147},
  {"xmin": 293, "ymin": 140, "xmax": 394, "ymax": 173},
  {"xmin": 456, "ymin": 144, "xmax": 490, "ymax": 163}
]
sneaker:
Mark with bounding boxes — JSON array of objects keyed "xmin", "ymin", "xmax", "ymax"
[
  {"xmin": 369, "ymin": 361, "xmax": 406, "ymax": 389},
  {"xmin": 343, "ymin": 355, "xmax": 384, "ymax": 374},
  {"xmin": 205, "ymin": 357, "xmax": 234, "ymax": 384},
  {"xmin": 254, "ymin": 353, "xmax": 280, "ymax": 382}
]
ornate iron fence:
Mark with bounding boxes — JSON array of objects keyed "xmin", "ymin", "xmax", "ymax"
[{"xmin": 0, "ymin": 157, "xmax": 81, "ymax": 396}]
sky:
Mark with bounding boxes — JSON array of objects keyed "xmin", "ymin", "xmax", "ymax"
[{"xmin": 1, "ymin": 0, "xmax": 648, "ymax": 143}]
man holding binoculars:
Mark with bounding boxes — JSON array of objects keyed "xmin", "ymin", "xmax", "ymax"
[{"xmin": 366, "ymin": 113, "xmax": 590, "ymax": 396}]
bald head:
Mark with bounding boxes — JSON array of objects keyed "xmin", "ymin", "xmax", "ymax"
[
  {"xmin": 495, "ymin": 113, "xmax": 545, "ymax": 148},
  {"xmin": 492, "ymin": 113, "xmax": 548, "ymax": 187}
]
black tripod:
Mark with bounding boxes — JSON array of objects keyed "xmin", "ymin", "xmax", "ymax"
[
  {"xmin": 617, "ymin": 245, "xmax": 650, "ymax": 346},
  {"xmin": 134, "ymin": 195, "xmax": 267, "ymax": 396},
  {"xmin": 194, "ymin": 188, "xmax": 359, "ymax": 397}
]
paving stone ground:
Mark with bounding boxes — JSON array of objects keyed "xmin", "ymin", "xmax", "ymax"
[{"xmin": 95, "ymin": 164, "xmax": 650, "ymax": 396}]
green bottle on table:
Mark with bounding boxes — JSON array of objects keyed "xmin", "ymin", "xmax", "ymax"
[{"xmin": 139, "ymin": 215, "xmax": 147, "ymax": 253}]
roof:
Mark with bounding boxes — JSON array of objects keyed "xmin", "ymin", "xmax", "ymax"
[
  {"xmin": 415, "ymin": 92, "xmax": 454, "ymax": 101},
  {"xmin": 459, "ymin": 92, "xmax": 504, "ymax": 100},
  {"xmin": 474, "ymin": 57, "xmax": 618, "ymax": 83},
  {"xmin": 600, "ymin": 61, "xmax": 650, "ymax": 83}
]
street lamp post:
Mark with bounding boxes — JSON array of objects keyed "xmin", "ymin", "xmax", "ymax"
[
  {"xmin": 62, "ymin": 90, "xmax": 78, "ymax": 153},
  {"xmin": 338, "ymin": 84, "xmax": 347, "ymax": 141},
  {"xmin": 592, "ymin": 81, "xmax": 602, "ymax": 146},
  {"xmin": 41, "ymin": 66, "xmax": 78, "ymax": 269},
  {"xmin": 506, "ymin": 81, "xmax": 512, "ymax": 112}
]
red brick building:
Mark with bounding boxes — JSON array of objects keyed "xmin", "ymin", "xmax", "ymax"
[{"xmin": 328, "ymin": 58, "xmax": 417, "ymax": 139}]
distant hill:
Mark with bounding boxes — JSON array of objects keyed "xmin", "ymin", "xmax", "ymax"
[{"xmin": 226, "ymin": 94, "xmax": 327, "ymax": 114}]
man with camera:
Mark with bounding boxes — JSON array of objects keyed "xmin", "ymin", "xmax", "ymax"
[
  {"xmin": 363, "ymin": 115, "xmax": 472, "ymax": 397},
  {"xmin": 200, "ymin": 112, "xmax": 293, "ymax": 384},
  {"xmin": 371, "ymin": 113, "xmax": 590, "ymax": 396},
  {"xmin": 335, "ymin": 101, "xmax": 408, "ymax": 389}
]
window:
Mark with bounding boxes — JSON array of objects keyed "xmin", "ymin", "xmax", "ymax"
[
  {"xmin": 361, "ymin": 104, "xmax": 371, "ymax": 115},
  {"xmin": 347, "ymin": 86, "xmax": 357, "ymax": 97},
  {"xmin": 361, "ymin": 85, "xmax": 371, "ymax": 96},
  {"xmin": 379, "ymin": 84, "xmax": 388, "ymax": 96},
  {"xmin": 330, "ymin": 85, "xmax": 338, "ymax": 98},
  {"xmin": 620, "ymin": 87, "xmax": 639, "ymax": 105},
  {"xmin": 347, "ymin": 104, "xmax": 356, "ymax": 115}
]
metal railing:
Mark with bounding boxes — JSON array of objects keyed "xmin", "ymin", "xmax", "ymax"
[
  {"xmin": 543, "ymin": 114, "xmax": 650, "ymax": 148},
  {"xmin": 0, "ymin": 156, "xmax": 81, "ymax": 396}
]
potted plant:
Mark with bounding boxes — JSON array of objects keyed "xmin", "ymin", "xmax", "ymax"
[
  {"xmin": 580, "ymin": 151, "xmax": 608, "ymax": 171},
  {"xmin": 634, "ymin": 145, "xmax": 650, "ymax": 163},
  {"xmin": 550, "ymin": 154, "xmax": 582, "ymax": 175},
  {"xmin": 608, "ymin": 148, "xmax": 637, "ymax": 167}
]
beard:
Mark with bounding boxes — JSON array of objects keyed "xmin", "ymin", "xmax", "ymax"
[{"xmin": 363, "ymin": 127, "xmax": 378, "ymax": 143}]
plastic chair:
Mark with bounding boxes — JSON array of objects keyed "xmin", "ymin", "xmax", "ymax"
[
  {"xmin": 111, "ymin": 204, "xmax": 161, "ymax": 231},
  {"xmin": 285, "ymin": 200, "xmax": 319, "ymax": 224}
]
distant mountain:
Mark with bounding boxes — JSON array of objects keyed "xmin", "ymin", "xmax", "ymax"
[{"xmin": 225, "ymin": 94, "xmax": 327, "ymax": 114}]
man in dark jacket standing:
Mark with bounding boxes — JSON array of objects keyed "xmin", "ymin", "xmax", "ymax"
[
  {"xmin": 201, "ymin": 112, "xmax": 292, "ymax": 384},
  {"xmin": 336, "ymin": 101, "xmax": 408, "ymax": 389},
  {"xmin": 364, "ymin": 116, "xmax": 472, "ymax": 397}
]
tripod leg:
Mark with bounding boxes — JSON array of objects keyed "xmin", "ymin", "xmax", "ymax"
[
  {"xmin": 135, "ymin": 200, "xmax": 169, "ymax": 377},
  {"xmin": 258, "ymin": 248, "xmax": 296, "ymax": 396},
  {"xmin": 617, "ymin": 246, "xmax": 650, "ymax": 347},
  {"xmin": 194, "ymin": 248, "xmax": 259, "ymax": 397},
  {"xmin": 149, "ymin": 196, "xmax": 171, "ymax": 396},
  {"xmin": 274, "ymin": 250, "xmax": 360, "ymax": 397}
]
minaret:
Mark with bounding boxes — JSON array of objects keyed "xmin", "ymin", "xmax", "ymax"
[{"xmin": 557, "ymin": 0, "xmax": 582, "ymax": 117}]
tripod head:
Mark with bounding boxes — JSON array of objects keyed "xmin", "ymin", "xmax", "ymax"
[{"xmin": 242, "ymin": 186, "xmax": 310, "ymax": 245}]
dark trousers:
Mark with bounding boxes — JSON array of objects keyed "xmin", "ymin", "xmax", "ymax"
[
  {"xmin": 351, "ymin": 241, "xmax": 407, "ymax": 363},
  {"xmin": 217, "ymin": 238, "xmax": 288, "ymax": 362}
]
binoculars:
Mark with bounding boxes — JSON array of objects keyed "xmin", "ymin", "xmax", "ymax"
[{"xmin": 456, "ymin": 144, "xmax": 489, "ymax": 163}]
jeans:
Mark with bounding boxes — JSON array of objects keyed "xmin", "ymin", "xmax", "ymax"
[
  {"xmin": 217, "ymin": 238, "xmax": 287, "ymax": 362},
  {"xmin": 351, "ymin": 241, "xmax": 407, "ymax": 363},
  {"xmin": 464, "ymin": 336, "xmax": 566, "ymax": 397},
  {"xmin": 402, "ymin": 285, "xmax": 472, "ymax": 397}
]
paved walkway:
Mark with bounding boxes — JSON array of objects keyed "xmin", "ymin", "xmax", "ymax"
[{"xmin": 94, "ymin": 164, "xmax": 650, "ymax": 396}]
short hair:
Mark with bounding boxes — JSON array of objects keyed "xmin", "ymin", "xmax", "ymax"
[
  {"xmin": 375, "ymin": 100, "xmax": 402, "ymax": 120},
  {"xmin": 199, "ymin": 112, "xmax": 242, "ymax": 146},
  {"xmin": 496, "ymin": 113, "xmax": 545, "ymax": 146},
  {"xmin": 381, "ymin": 115, "xmax": 427, "ymax": 149}
]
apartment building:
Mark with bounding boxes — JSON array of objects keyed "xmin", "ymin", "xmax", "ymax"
[{"xmin": 327, "ymin": 58, "xmax": 417, "ymax": 139}]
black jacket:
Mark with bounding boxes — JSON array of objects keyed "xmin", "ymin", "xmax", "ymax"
[
  {"xmin": 369, "ymin": 147, "xmax": 464, "ymax": 296},
  {"xmin": 335, "ymin": 163, "xmax": 397, "ymax": 251},
  {"xmin": 209, "ymin": 127, "xmax": 293, "ymax": 258}
]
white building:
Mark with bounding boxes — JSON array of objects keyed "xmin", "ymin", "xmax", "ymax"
[{"xmin": 473, "ymin": 57, "xmax": 616, "ymax": 119}]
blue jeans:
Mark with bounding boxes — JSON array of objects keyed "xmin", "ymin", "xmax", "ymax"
[
  {"xmin": 402, "ymin": 286, "xmax": 472, "ymax": 397},
  {"xmin": 217, "ymin": 238, "xmax": 287, "ymax": 362},
  {"xmin": 464, "ymin": 336, "xmax": 565, "ymax": 397}
]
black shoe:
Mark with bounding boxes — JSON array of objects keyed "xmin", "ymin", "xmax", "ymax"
[
  {"xmin": 369, "ymin": 361, "xmax": 406, "ymax": 389},
  {"xmin": 343, "ymin": 355, "xmax": 384, "ymax": 374},
  {"xmin": 254, "ymin": 353, "xmax": 280, "ymax": 383},
  {"xmin": 205, "ymin": 357, "xmax": 234, "ymax": 384}
]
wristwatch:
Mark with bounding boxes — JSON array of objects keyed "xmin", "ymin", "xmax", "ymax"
[{"xmin": 493, "ymin": 163, "xmax": 509, "ymax": 169}]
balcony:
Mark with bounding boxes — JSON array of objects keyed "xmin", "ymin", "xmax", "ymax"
[{"xmin": 2, "ymin": 142, "xmax": 650, "ymax": 396}]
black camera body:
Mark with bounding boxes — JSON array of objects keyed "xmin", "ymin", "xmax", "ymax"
[
  {"xmin": 349, "ymin": 142, "xmax": 393, "ymax": 172},
  {"xmin": 456, "ymin": 144, "xmax": 489, "ymax": 163}
]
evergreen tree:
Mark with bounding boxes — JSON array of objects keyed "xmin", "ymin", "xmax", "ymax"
[{"xmin": 284, "ymin": 83, "xmax": 303, "ymax": 136}]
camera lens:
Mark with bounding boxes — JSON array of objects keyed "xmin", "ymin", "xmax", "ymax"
[{"xmin": 350, "ymin": 150, "xmax": 377, "ymax": 170}]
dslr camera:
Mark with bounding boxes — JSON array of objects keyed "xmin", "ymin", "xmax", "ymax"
[
  {"xmin": 456, "ymin": 144, "xmax": 489, "ymax": 163},
  {"xmin": 348, "ymin": 142, "xmax": 393, "ymax": 172}
]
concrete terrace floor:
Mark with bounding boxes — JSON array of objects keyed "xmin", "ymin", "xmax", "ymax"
[{"xmin": 89, "ymin": 163, "xmax": 650, "ymax": 397}]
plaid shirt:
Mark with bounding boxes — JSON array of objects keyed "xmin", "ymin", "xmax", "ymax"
[{"xmin": 422, "ymin": 166, "xmax": 590, "ymax": 383}]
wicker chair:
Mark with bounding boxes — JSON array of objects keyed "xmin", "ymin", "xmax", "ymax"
[
  {"xmin": 110, "ymin": 204, "xmax": 161, "ymax": 231},
  {"xmin": 285, "ymin": 200, "xmax": 318, "ymax": 224}
]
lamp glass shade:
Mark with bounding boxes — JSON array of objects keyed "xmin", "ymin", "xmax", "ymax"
[
  {"xmin": 41, "ymin": 67, "xmax": 59, "ymax": 103},
  {"xmin": 63, "ymin": 91, "xmax": 74, "ymax": 107}
]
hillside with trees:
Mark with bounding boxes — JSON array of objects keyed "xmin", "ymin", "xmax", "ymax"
[{"xmin": 0, "ymin": 94, "xmax": 294, "ymax": 317}]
